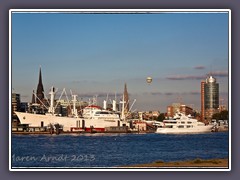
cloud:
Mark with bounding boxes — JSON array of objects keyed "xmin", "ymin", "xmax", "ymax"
[
  {"xmin": 165, "ymin": 92, "xmax": 174, "ymax": 96},
  {"xmin": 181, "ymin": 91, "xmax": 200, "ymax": 95},
  {"xmin": 141, "ymin": 91, "xmax": 200, "ymax": 96},
  {"xmin": 194, "ymin": 66, "xmax": 205, "ymax": 70},
  {"xmin": 71, "ymin": 80, "xmax": 100, "ymax": 84},
  {"xmin": 189, "ymin": 91, "xmax": 200, "ymax": 95},
  {"xmin": 21, "ymin": 95, "xmax": 29, "ymax": 98},
  {"xmin": 166, "ymin": 70, "xmax": 228, "ymax": 80},
  {"xmin": 150, "ymin": 92, "xmax": 163, "ymax": 96},
  {"xmin": 210, "ymin": 71, "xmax": 228, "ymax": 77},
  {"xmin": 77, "ymin": 92, "xmax": 126, "ymax": 98},
  {"xmin": 166, "ymin": 75, "xmax": 205, "ymax": 80}
]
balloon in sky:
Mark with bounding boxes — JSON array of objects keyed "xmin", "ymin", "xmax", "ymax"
[{"xmin": 146, "ymin": 77, "xmax": 152, "ymax": 84}]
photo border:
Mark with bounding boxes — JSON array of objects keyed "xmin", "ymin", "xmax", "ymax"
[{"xmin": 9, "ymin": 8, "xmax": 231, "ymax": 172}]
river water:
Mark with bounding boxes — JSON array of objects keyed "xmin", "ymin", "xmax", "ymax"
[{"xmin": 11, "ymin": 132, "xmax": 229, "ymax": 168}]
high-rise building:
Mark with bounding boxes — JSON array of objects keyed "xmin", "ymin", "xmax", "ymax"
[
  {"xmin": 200, "ymin": 81, "xmax": 205, "ymax": 121},
  {"xmin": 36, "ymin": 67, "xmax": 45, "ymax": 104},
  {"xmin": 201, "ymin": 75, "xmax": 219, "ymax": 121},
  {"xmin": 12, "ymin": 93, "xmax": 21, "ymax": 113}
]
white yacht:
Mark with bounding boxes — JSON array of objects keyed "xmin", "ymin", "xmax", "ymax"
[{"xmin": 155, "ymin": 112, "xmax": 213, "ymax": 134}]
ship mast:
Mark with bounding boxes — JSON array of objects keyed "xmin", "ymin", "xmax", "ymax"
[
  {"xmin": 120, "ymin": 94, "xmax": 126, "ymax": 122},
  {"xmin": 48, "ymin": 86, "xmax": 55, "ymax": 114},
  {"xmin": 72, "ymin": 94, "xmax": 78, "ymax": 117}
]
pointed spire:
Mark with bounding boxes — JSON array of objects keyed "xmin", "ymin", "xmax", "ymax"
[
  {"xmin": 36, "ymin": 66, "xmax": 44, "ymax": 104},
  {"xmin": 38, "ymin": 66, "xmax": 43, "ymax": 85},
  {"xmin": 123, "ymin": 83, "xmax": 129, "ymax": 113}
]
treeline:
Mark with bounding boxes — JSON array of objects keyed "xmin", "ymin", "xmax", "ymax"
[{"xmin": 212, "ymin": 110, "xmax": 228, "ymax": 121}]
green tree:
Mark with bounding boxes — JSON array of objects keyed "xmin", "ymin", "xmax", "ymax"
[
  {"xmin": 212, "ymin": 113, "xmax": 220, "ymax": 120},
  {"xmin": 212, "ymin": 110, "xmax": 228, "ymax": 120},
  {"xmin": 157, "ymin": 113, "xmax": 165, "ymax": 122},
  {"xmin": 220, "ymin": 110, "xmax": 228, "ymax": 120}
]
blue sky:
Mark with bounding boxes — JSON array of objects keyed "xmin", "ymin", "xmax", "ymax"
[{"xmin": 11, "ymin": 11, "xmax": 229, "ymax": 111}]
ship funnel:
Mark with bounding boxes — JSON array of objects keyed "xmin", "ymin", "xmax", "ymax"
[
  {"xmin": 103, "ymin": 100, "xmax": 107, "ymax": 110},
  {"xmin": 48, "ymin": 86, "xmax": 55, "ymax": 114},
  {"xmin": 72, "ymin": 94, "xmax": 78, "ymax": 116},
  {"xmin": 113, "ymin": 100, "xmax": 116, "ymax": 111}
]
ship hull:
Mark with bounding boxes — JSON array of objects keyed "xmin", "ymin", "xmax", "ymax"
[
  {"xmin": 156, "ymin": 125, "xmax": 213, "ymax": 134},
  {"xmin": 15, "ymin": 112, "xmax": 120, "ymax": 132}
]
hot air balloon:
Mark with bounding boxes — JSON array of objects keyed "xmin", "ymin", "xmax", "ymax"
[{"xmin": 146, "ymin": 77, "xmax": 152, "ymax": 84}]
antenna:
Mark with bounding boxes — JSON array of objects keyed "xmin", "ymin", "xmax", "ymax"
[
  {"xmin": 106, "ymin": 93, "xmax": 109, "ymax": 103},
  {"xmin": 177, "ymin": 94, "xmax": 183, "ymax": 105},
  {"xmin": 210, "ymin": 65, "xmax": 213, "ymax": 77}
]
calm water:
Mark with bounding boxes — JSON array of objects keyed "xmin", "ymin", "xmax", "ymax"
[{"xmin": 11, "ymin": 132, "xmax": 229, "ymax": 168}]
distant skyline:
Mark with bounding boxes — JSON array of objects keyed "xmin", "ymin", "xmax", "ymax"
[{"xmin": 11, "ymin": 10, "xmax": 229, "ymax": 112}]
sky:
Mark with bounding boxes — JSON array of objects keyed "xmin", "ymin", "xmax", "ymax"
[{"xmin": 11, "ymin": 10, "xmax": 229, "ymax": 112}]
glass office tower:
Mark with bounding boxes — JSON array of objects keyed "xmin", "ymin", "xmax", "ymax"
[{"xmin": 204, "ymin": 76, "xmax": 219, "ymax": 120}]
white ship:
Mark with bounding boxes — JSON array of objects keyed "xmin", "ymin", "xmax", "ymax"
[
  {"xmin": 15, "ymin": 87, "xmax": 123, "ymax": 132},
  {"xmin": 155, "ymin": 112, "xmax": 213, "ymax": 134}
]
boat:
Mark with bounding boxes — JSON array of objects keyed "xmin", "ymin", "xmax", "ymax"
[
  {"xmin": 155, "ymin": 112, "xmax": 214, "ymax": 134},
  {"xmin": 14, "ymin": 86, "xmax": 123, "ymax": 132}
]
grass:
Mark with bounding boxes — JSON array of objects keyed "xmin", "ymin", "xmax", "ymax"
[
  {"xmin": 192, "ymin": 158, "xmax": 221, "ymax": 164},
  {"xmin": 123, "ymin": 158, "xmax": 228, "ymax": 168}
]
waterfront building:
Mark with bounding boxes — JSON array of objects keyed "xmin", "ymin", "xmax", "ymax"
[
  {"xmin": 56, "ymin": 99, "xmax": 88, "ymax": 108},
  {"xmin": 56, "ymin": 99, "xmax": 88, "ymax": 116},
  {"xmin": 12, "ymin": 93, "xmax": 21, "ymax": 113},
  {"xmin": 201, "ymin": 81, "xmax": 205, "ymax": 121},
  {"xmin": 143, "ymin": 111, "xmax": 160, "ymax": 120},
  {"xmin": 201, "ymin": 75, "xmax": 219, "ymax": 121},
  {"xmin": 167, "ymin": 103, "xmax": 193, "ymax": 118},
  {"xmin": 28, "ymin": 67, "xmax": 49, "ymax": 114}
]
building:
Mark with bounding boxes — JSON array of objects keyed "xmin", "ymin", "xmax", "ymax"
[
  {"xmin": 56, "ymin": 99, "xmax": 88, "ymax": 116},
  {"xmin": 27, "ymin": 67, "xmax": 49, "ymax": 114},
  {"xmin": 200, "ymin": 81, "xmax": 205, "ymax": 121},
  {"xmin": 120, "ymin": 83, "xmax": 130, "ymax": 119},
  {"xmin": 167, "ymin": 103, "xmax": 193, "ymax": 118},
  {"xmin": 12, "ymin": 93, "xmax": 21, "ymax": 113},
  {"xmin": 142, "ymin": 111, "xmax": 160, "ymax": 120},
  {"xmin": 201, "ymin": 75, "xmax": 219, "ymax": 121}
]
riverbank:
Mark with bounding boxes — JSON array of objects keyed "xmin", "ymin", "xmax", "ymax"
[{"xmin": 124, "ymin": 158, "xmax": 229, "ymax": 168}]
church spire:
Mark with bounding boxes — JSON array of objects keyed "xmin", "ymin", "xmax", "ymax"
[
  {"xmin": 36, "ymin": 66, "xmax": 44, "ymax": 104},
  {"xmin": 39, "ymin": 66, "xmax": 43, "ymax": 85},
  {"xmin": 123, "ymin": 83, "xmax": 129, "ymax": 113}
]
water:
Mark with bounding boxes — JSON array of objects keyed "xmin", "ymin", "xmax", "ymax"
[{"xmin": 11, "ymin": 132, "xmax": 229, "ymax": 168}]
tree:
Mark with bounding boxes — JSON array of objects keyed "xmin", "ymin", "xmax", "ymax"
[
  {"xmin": 212, "ymin": 110, "xmax": 228, "ymax": 121},
  {"xmin": 156, "ymin": 113, "xmax": 165, "ymax": 122}
]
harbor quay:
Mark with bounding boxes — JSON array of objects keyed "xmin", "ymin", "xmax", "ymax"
[
  {"xmin": 11, "ymin": 121, "xmax": 157, "ymax": 135},
  {"xmin": 11, "ymin": 120, "xmax": 228, "ymax": 135}
]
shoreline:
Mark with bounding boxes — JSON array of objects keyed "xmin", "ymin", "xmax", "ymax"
[
  {"xmin": 123, "ymin": 158, "xmax": 229, "ymax": 168},
  {"xmin": 11, "ymin": 129, "xmax": 228, "ymax": 135}
]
